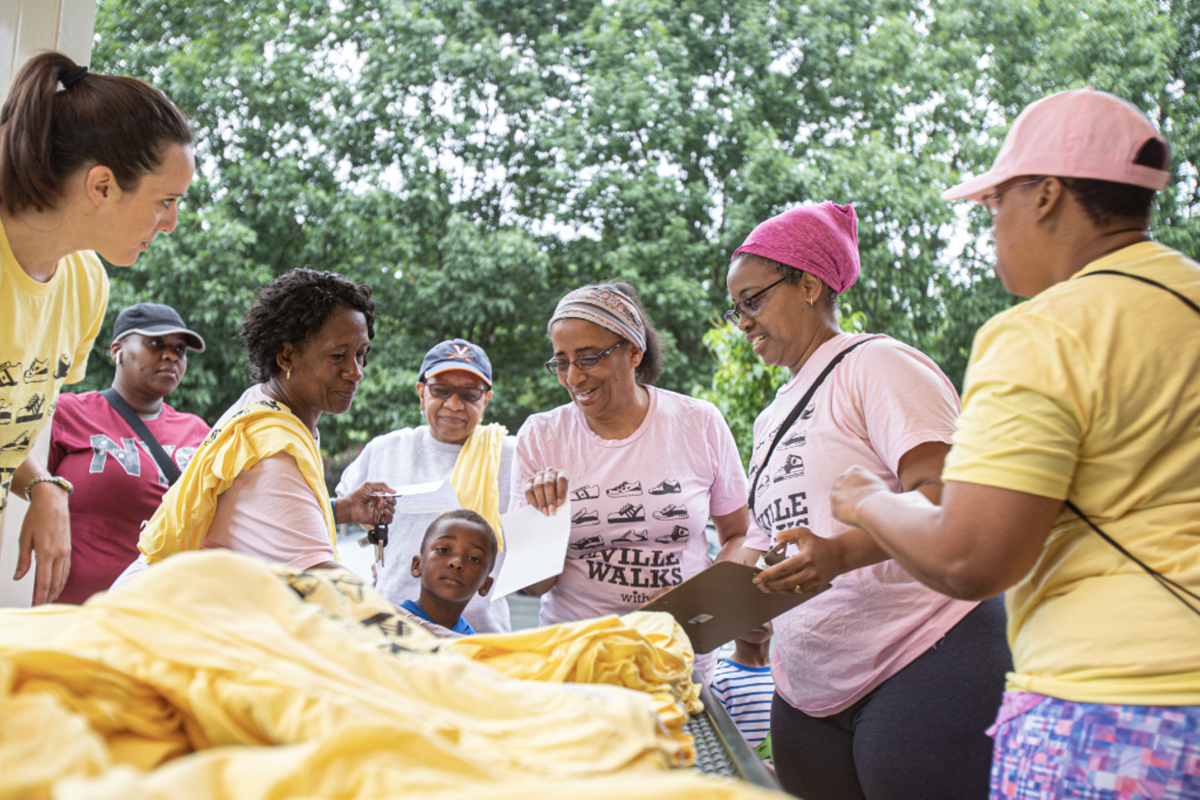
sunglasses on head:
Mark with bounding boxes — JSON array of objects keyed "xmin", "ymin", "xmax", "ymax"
[{"xmin": 425, "ymin": 384, "xmax": 487, "ymax": 402}]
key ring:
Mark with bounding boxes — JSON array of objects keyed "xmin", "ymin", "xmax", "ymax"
[
  {"xmin": 754, "ymin": 540, "xmax": 789, "ymax": 571},
  {"xmin": 366, "ymin": 508, "xmax": 389, "ymax": 548}
]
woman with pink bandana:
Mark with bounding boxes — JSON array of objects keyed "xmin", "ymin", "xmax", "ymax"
[{"xmin": 728, "ymin": 202, "xmax": 1009, "ymax": 800}]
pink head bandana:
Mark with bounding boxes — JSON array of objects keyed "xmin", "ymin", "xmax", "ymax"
[{"xmin": 731, "ymin": 202, "xmax": 860, "ymax": 294}]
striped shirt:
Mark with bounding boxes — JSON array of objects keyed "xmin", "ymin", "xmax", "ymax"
[{"xmin": 710, "ymin": 659, "xmax": 774, "ymax": 748}]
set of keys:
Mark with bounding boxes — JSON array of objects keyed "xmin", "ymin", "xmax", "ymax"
[{"xmin": 357, "ymin": 509, "xmax": 390, "ymax": 566}]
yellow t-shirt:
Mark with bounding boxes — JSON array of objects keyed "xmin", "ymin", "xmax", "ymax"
[
  {"xmin": 0, "ymin": 217, "xmax": 108, "ymax": 512},
  {"xmin": 944, "ymin": 241, "xmax": 1200, "ymax": 706}
]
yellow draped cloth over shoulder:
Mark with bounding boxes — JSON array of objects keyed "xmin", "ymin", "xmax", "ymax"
[
  {"xmin": 137, "ymin": 400, "xmax": 338, "ymax": 564},
  {"xmin": 450, "ymin": 422, "xmax": 507, "ymax": 550}
]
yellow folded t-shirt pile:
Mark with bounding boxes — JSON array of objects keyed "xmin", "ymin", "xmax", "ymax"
[{"xmin": 0, "ymin": 550, "xmax": 779, "ymax": 800}]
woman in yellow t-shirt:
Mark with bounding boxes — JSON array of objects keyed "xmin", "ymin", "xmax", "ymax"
[
  {"xmin": 0, "ymin": 52, "xmax": 194, "ymax": 603},
  {"xmin": 830, "ymin": 89, "xmax": 1200, "ymax": 797}
]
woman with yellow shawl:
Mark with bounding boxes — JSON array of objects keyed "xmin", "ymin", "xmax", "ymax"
[
  {"xmin": 335, "ymin": 338, "xmax": 514, "ymax": 633},
  {"xmin": 114, "ymin": 268, "xmax": 395, "ymax": 585}
]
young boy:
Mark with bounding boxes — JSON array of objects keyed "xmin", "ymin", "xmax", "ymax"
[
  {"xmin": 403, "ymin": 509, "xmax": 498, "ymax": 635},
  {"xmin": 710, "ymin": 621, "xmax": 774, "ymax": 759}
]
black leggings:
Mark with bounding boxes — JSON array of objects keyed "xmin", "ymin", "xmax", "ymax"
[{"xmin": 771, "ymin": 596, "xmax": 1010, "ymax": 800}]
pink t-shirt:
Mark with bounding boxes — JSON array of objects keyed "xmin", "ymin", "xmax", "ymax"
[
  {"xmin": 511, "ymin": 386, "xmax": 748, "ymax": 627},
  {"xmin": 744, "ymin": 333, "xmax": 977, "ymax": 716},
  {"xmin": 199, "ymin": 385, "xmax": 334, "ymax": 570}
]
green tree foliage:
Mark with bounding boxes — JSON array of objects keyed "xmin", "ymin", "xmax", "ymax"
[{"xmin": 80, "ymin": 0, "xmax": 1198, "ymax": 469}]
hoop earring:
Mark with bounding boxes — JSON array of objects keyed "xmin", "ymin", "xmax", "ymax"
[
  {"xmin": 286, "ymin": 369, "xmax": 292, "ymax": 381},
  {"xmin": 115, "ymin": 351, "xmax": 123, "ymax": 365}
]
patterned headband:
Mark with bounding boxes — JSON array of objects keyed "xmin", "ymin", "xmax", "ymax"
[{"xmin": 548, "ymin": 286, "xmax": 647, "ymax": 351}]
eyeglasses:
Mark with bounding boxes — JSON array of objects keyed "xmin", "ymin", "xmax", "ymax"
[
  {"xmin": 980, "ymin": 178, "xmax": 1045, "ymax": 217},
  {"xmin": 723, "ymin": 276, "xmax": 789, "ymax": 325},
  {"xmin": 544, "ymin": 340, "xmax": 625, "ymax": 374},
  {"xmin": 425, "ymin": 384, "xmax": 487, "ymax": 402}
]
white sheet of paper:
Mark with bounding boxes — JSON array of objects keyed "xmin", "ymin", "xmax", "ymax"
[
  {"xmin": 384, "ymin": 481, "xmax": 462, "ymax": 515},
  {"xmin": 489, "ymin": 500, "xmax": 572, "ymax": 599}
]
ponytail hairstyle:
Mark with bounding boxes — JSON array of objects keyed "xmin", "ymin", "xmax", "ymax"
[{"xmin": 0, "ymin": 51, "xmax": 193, "ymax": 214}]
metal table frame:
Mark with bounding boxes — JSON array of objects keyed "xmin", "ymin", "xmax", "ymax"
[{"xmin": 684, "ymin": 683, "xmax": 779, "ymax": 790}]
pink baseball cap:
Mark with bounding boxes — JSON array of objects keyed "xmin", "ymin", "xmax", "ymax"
[{"xmin": 942, "ymin": 87, "xmax": 1170, "ymax": 203}]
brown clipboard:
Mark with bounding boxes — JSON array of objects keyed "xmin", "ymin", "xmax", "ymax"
[{"xmin": 638, "ymin": 560, "xmax": 826, "ymax": 654}]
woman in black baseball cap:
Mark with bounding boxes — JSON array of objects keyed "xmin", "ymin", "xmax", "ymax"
[{"xmin": 47, "ymin": 303, "xmax": 210, "ymax": 603}]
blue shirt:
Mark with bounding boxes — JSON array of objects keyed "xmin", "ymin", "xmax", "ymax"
[
  {"xmin": 710, "ymin": 659, "xmax": 774, "ymax": 748},
  {"xmin": 401, "ymin": 599, "xmax": 476, "ymax": 635}
]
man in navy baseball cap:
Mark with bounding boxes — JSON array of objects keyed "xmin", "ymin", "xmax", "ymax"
[
  {"xmin": 333, "ymin": 336, "xmax": 515, "ymax": 635},
  {"xmin": 418, "ymin": 338, "xmax": 492, "ymax": 387}
]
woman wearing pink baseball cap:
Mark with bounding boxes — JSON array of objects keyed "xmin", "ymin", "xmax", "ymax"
[
  {"xmin": 727, "ymin": 201, "xmax": 1009, "ymax": 800},
  {"xmin": 831, "ymin": 88, "xmax": 1199, "ymax": 797}
]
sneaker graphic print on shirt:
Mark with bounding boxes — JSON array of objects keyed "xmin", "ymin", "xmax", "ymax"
[
  {"xmin": 780, "ymin": 430, "xmax": 806, "ymax": 449},
  {"xmin": 55, "ymin": 355, "xmax": 71, "ymax": 379},
  {"xmin": 607, "ymin": 503, "xmax": 645, "ymax": 523},
  {"xmin": 654, "ymin": 525, "xmax": 689, "ymax": 544},
  {"xmin": 571, "ymin": 507, "xmax": 600, "ymax": 526},
  {"xmin": 0, "ymin": 362, "xmax": 19, "ymax": 387},
  {"xmin": 652, "ymin": 503, "xmax": 688, "ymax": 520},
  {"xmin": 0, "ymin": 467, "xmax": 13, "ymax": 510},
  {"xmin": 15, "ymin": 394, "xmax": 44, "ymax": 424},
  {"xmin": 0, "ymin": 430, "xmax": 32, "ymax": 455},
  {"xmin": 0, "ymin": 400, "xmax": 11, "ymax": 424},
  {"xmin": 23, "ymin": 358, "xmax": 48, "ymax": 383},
  {"xmin": 648, "ymin": 478, "xmax": 681, "ymax": 495},
  {"xmin": 612, "ymin": 529, "xmax": 648, "ymax": 543},
  {"xmin": 570, "ymin": 534, "xmax": 606, "ymax": 552},
  {"xmin": 571, "ymin": 484, "xmax": 599, "ymax": 501},
  {"xmin": 606, "ymin": 480, "xmax": 642, "ymax": 497},
  {"xmin": 773, "ymin": 454, "xmax": 804, "ymax": 482}
]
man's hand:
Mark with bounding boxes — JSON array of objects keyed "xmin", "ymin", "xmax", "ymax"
[
  {"xmin": 16, "ymin": 482, "xmax": 72, "ymax": 604},
  {"xmin": 339, "ymin": 481, "xmax": 397, "ymax": 526}
]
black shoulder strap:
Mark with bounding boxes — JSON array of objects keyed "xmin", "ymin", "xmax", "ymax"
[
  {"xmin": 1071, "ymin": 269, "xmax": 1200, "ymax": 618},
  {"xmin": 101, "ymin": 388, "xmax": 182, "ymax": 485},
  {"xmin": 1083, "ymin": 269, "xmax": 1200, "ymax": 316},
  {"xmin": 747, "ymin": 337, "xmax": 873, "ymax": 513}
]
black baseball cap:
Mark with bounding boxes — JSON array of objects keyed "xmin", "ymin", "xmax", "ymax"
[
  {"xmin": 111, "ymin": 303, "xmax": 206, "ymax": 352},
  {"xmin": 418, "ymin": 338, "xmax": 492, "ymax": 385}
]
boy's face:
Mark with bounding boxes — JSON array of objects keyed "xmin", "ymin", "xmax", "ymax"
[
  {"xmin": 411, "ymin": 520, "xmax": 496, "ymax": 603},
  {"xmin": 739, "ymin": 619, "xmax": 773, "ymax": 646}
]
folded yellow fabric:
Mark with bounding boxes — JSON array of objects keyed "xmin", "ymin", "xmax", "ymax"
[
  {"xmin": 0, "ymin": 551, "xmax": 781, "ymax": 800},
  {"xmin": 450, "ymin": 422, "xmax": 508, "ymax": 550},
  {"xmin": 450, "ymin": 611, "xmax": 702, "ymax": 715},
  {"xmin": 137, "ymin": 400, "xmax": 337, "ymax": 564}
]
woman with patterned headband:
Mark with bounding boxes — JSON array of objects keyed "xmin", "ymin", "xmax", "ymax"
[{"xmin": 511, "ymin": 281, "xmax": 749, "ymax": 680}]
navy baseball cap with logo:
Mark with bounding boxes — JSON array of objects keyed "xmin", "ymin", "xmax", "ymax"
[
  {"xmin": 111, "ymin": 302, "xmax": 206, "ymax": 352},
  {"xmin": 419, "ymin": 338, "xmax": 492, "ymax": 386}
]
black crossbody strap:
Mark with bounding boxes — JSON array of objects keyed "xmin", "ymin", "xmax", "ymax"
[
  {"xmin": 100, "ymin": 388, "xmax": 182, "ymax": 485},
  {"xmin": 1085, "ymin": 269, "xmax": 1200, "ymax": 315},
  {"xmin": 1064, "ymin": 499, "xmax": 1200, "ymax": 619},
  {"xmin": 1073, "ymin": 268, "xmax": 1200, "ymax": 617},
  {"xmin": 747, "ymin": 337, "xmax": 874, "ymax": 513}
]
